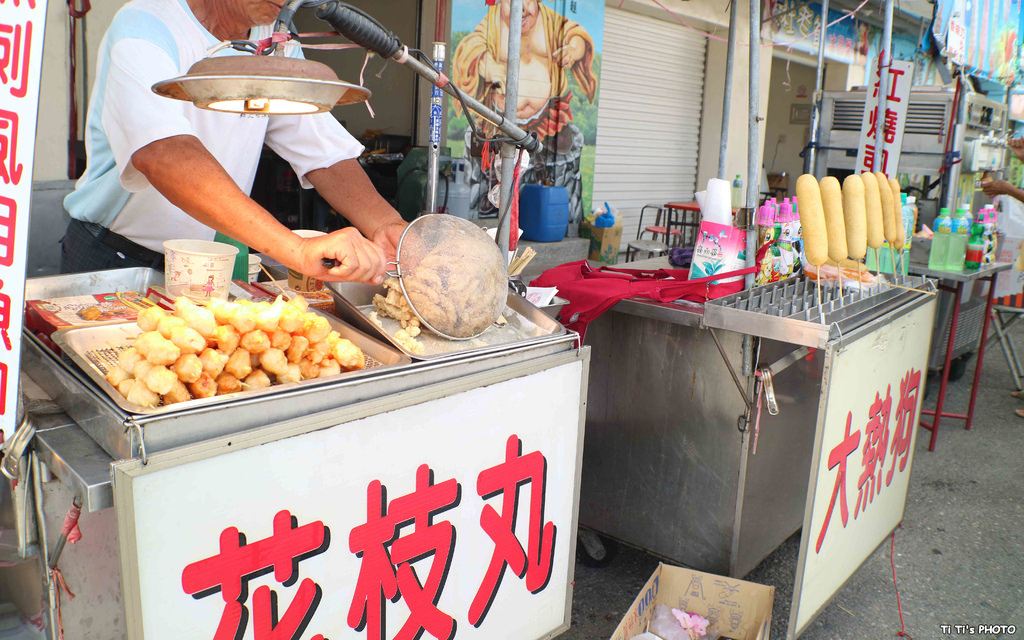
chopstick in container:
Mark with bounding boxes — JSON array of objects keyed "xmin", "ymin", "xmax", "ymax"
[{"xmin": 508, "ymin": 247, "xmax": 537, "ymax": 276}]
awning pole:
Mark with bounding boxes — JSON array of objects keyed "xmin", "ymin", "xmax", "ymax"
[
  {"xmin": 745, "ymin": 0, "xmax": 760, "ymax": 287},
  {"xmin": 803, "ymin": 0, "xmax": 829, "ymax": 175},
  {"xmin": 718, "ymin": 0, "xmax": 739, "ymax": 179},
  {"xmin": 874, "ymin": 0, "xmax": 895, "ymax": 174},
  {"xmin": 496, "ymin": 0, "xmax": 524, "ymax": 257}
]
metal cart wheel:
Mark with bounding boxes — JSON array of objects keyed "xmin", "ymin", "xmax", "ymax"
[{"xmin": 576, "ymin": 528, "xmax": 619, "ymax": 568}]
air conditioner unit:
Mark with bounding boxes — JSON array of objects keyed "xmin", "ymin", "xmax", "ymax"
[{"xmin": 814, "ymin": 87, "xmax": 1005, "ymax": 176}]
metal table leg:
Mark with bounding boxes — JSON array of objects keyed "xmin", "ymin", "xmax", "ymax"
[
  {"xmin": 919, "ymin": 281, "xmax": 962, "ymax": 451},
  {"xmin": 965, "ymin": 275, "xmax": 998, "ymax": 430},
  {"xmin": 991, "ymin": 310, "xmax": 1022, "ymax": 391}
]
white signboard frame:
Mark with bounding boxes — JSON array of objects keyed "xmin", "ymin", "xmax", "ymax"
[
  {"xmin": 855, "ymin": 59, "xmax": 915, "ymax": 177},
  {"xmin": 0, "ymin": 0, "xmax": 48, "ymax": 439},
  {"xmin": 789, "ymin": 297, "xmax": 936, "ymax": 638},
  {"xmin": 114, "ymin": 354, "xmax": 587, "ymax": 640}
]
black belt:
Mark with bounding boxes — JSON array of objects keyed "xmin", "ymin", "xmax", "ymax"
[{"xmin": 79, "ymin": 220, "xmax": 164, "ymax": 267}]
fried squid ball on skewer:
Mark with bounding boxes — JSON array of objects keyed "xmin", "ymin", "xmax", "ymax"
[
  {"xmin": 170, "ymin": 326, "xmax": 205, "ymax": 355},
  {"xmin": 172, "ymin": 353, "xmax": 203, "ymax": 384},
  {"xmin": 163, "ymin": 379, "xmax": 192, "ymax": 405},
  {"xmin": 318, "ymin": 358, "xmax": 341, "ymax": 378},
  {"xmin": 116, "ymin": 378, "xmax": 136, "ymax": 398},
  {"xmin": 118, "ymin": 346, "xmax": 142, "ymax": 372},
  {"xmin": 126, "ymin": 380, "xmax": 160, "ymax": 408},
  {"xmin": 277, "ymin": 363, "xmax": 302, "ymax": 384},
  {"xmin": 224, "ymin": 348, "xmax": 253, "ymax": 379},
  {"xmin": 302, "ymin": 314, "xmax": 331, "ymax": 343},
  {"xmin": 210, "ymin": 325, "xmax": 240, "ymax": 355},
  {"xmin": 105, "ymin": 365, "xmax": 131, "ymax": 387},
  {"xmin": 259, "ymin": 348, "xmax": 289, "ymax": 376},
  {"xmin": 286, "ymin": 336, "xmax": 309, "ymax": 363},
  {"xmin": 227, "ymin": 302, "xmax": 257, "ymax": 334},
  {"xmin": 279, "ymin": 305, "xmax": 304, "ymax": 333},
  {"xmin": 188, "ymin": 372, "xmax": 217, "ymax": 399},
  {"xmin": 288, "ymin": 295, "xmax": 309, "ymax": 313},
  {"xmin": 135, "ymin": 331, "xmax": 180, "ymax": 366},
  {"xmin": 137, "ymin": 305, "xmax": 166, "ymax": 332},
  {"xmin": 182, "ymin": 305, "xmax": 217, "ymax": 338},
  {"xmin": 270, "ymin": 329, "xmax": 291, "ymax": 351},
  {"xmin": 299, "ymin": 357, "xmax": 321, "ymax": 380},
  {"xmin": 199, "ymin": 347, "xmax": 229, "ymax": 379},
  {"xmin": 209, "ymin": 297, "xmax": 234, "ymax": 325},
  {"xmin": 240, "ymin": 330, "xmax": 271, "ymax": 354},
  {"xmin": 157, "ymin": 315, "xmax": 186, "ymax": 340},
  {"xmin": 144, "ymin": 365, "xmax": 178, "ymax": 395},
  {"xmin": 255, "ymin": 299, "xmax": 285, "ymax": 333},
  {"xmin": 243, "ymin": 369, "xmax": 272, "ymax": 390},
  {"xmin": 133, "ymin": 359, "xmax": 154, "ymax": 381},
  {"xmin": 330, "ymin": 337, "xmax": 365, "ymax": 371},
  {"xmin": 216, "ymin": 373, "xmax": 243, "ymax": 394}
]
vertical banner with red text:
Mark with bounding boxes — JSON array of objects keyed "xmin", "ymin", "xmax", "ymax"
[
  {"xmin": 855, "ymin": 59, "xmax": 915, "ymax": 177},
  {"xmin": 0, "ymin": 0, "xmax": 48, "ymax": 439},
  {"xmin": 789, "ymin": 298, "xmax": 935, "ymax": 637}
]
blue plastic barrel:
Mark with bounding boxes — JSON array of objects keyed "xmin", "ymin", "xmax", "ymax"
[{"xmin": 519, "ymin": 185, "xmax": 569, "ymax": 242}]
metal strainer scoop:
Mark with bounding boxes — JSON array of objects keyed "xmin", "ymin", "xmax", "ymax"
[{"xmin": 387, "ymin": 214, "xmax": 508, "ymax": 340}]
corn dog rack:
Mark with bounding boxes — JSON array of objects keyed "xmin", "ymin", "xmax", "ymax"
[{"xmin": 703, "ymin": 274, "xmax": 936, "ymax": 349}]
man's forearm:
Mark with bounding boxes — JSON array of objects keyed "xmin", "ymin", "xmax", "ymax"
[{"xmin": 131, "ymin": 135, "xmax": 303, "ymax": 264}]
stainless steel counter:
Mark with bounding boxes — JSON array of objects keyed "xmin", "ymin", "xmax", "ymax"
[{"xmin": 908, "ymin": 260, "xmax": 1011, "ymax": 282}]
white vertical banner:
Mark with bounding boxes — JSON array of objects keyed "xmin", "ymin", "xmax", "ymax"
[
  {"xmin": 854, "ymin": 59, "xmax": 915, "ymax": 177},
  {"xmin": 0, "ymin": 0, "xmax": 48, "ymax": 439}
]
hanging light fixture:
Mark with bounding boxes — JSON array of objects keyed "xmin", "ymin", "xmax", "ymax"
[{"xmin": 152, "ymin": 54, "xmax": 370, "ymax": 115}]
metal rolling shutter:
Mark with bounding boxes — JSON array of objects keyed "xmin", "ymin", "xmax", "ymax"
[{"xmin": 591, "ymin": 6, "xmax": 707, "ymax": 253}]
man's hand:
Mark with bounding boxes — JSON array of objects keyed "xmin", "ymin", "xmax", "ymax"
[
  {"xmin": 1009, "ymin": 137, "xmax": 1024, "ymax": 163},
  {"xmin": 981, "ymin": 178, "xmax": 1013, "ymax": 198},
  {"xmin": 552, "ymin": 36, "xmax": 586, "ymax": 68},
  {"xmin": 299, "ymin": 227, "xmax": 387, "ymax": 285},
  {"xmin": 371, "ymin": 221, "xmax": 407, "ymax": 261}
]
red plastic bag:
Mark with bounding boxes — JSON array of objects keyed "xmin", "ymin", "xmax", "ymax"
[{"xmin": 531, "ymin": 260, "xmax": 756, "ymax": 338}]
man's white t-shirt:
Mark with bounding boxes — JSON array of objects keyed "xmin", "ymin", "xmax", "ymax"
[{"xmin": 64, "ymin": 0, "xmax": 364, "ymax": 253}]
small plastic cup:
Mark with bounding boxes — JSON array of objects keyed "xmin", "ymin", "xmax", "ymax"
[
  {"xmin": 288, "ymin": 229, "xmax": 326, "ymax": 292},
  {"xmin": 163, "ymin": 239, "xmax": 238, "ymax": 301},
  {"xmin": 248, "ymin": 253, "xmax": 262, "ymax": 283}
]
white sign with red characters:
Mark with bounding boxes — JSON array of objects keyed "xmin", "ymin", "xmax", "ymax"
[
  {"xmin": 855, "ymin": 58, "xmax": 915, "ymax": 177},
  {"xmin": 114, "ymin": 358, "xmax": 585, "ymax": 640},
  {"xmin": 789, "ymin": 298, "xmax": 935, "ymax": 637},
  {"xmin": 0, "ymin": 0, "xmax": 47, "ymax": 440}
]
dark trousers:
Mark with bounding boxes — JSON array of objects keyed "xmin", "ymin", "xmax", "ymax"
[{"xmin": 60, "ymin": 218, "xmax": 165, "ymax": 274}]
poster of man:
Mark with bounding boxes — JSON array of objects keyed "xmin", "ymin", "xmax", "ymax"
[{"xmin": 449, "ymin": 0, "xmax": 604, "ymax": 227}]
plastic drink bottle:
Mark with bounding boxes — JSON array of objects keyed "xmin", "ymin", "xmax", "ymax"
[
  {"xmin": 945, "ymin": 207, "xmax": 971, "ymax": 271},
  {"xmin": 964, "ymin": 217, "xmax": 985, "ymax": 270},
  {"xmin": 732, "ymin": 174, "xmax": 743, "ymax": 209},
  {"xmin": 929, "ymin": 208, "xmax": 952, "ymax": 270}
]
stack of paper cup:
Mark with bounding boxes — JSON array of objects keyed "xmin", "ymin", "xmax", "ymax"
[
  {"xmin": 248, "ymin": 254, "xmax": 262, "ymax": 283},
  {"xmin": 288, "ymin": 230, "xmax": 326, "ymax": 292},
  {"xmin": 163, "ymin": 239, "xmax": 237, "ymax": 301},
  {"xmin": 701, "ymin": 178, "xmax": 733, "ymax": 225}
]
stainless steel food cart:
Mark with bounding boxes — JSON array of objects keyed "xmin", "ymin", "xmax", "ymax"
[
  {"xmin": 578, "ymin": 257, "xmax": 937, "ymax": 639},
  {"xmin": 2, "ymin": 268, "xmax": 589, "ymax": 640}
]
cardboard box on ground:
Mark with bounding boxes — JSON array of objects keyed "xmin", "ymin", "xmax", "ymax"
[
  {"xmin": 609, "ymin": 563, "xmax": 774, "ymax": 640},
  {"xmin": 579, "ymin": 217, "xmax": 623, "ymax": 265}
]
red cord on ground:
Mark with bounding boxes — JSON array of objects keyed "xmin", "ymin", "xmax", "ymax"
[{"xmin": 890, "ymin": 527, "xmax": 913, "ymax": 639}]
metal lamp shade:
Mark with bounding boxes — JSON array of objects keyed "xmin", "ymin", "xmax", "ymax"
[{"xmin": 152, "ymin": 55, "xmax": 371, "ymax": 115}]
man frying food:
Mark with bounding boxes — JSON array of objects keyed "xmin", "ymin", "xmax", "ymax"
[{"xmin": 61, "ymin": 0, "xmax": 406, "ymax": 285}]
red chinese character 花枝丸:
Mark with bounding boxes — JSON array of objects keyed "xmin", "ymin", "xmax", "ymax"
[
  {"xmin": 887, "ymin": 368, "xmax": 921, "ymax": 486},
  {"xmin": 0, "ymin": 110, "xmax": 23, "ymax": 185},
  {"xmin": 855, "ymin": 385, "xmax": 892, "ymax": 517},
  {"xmin": 0, "ymin": 21, "xmax": 32, "ymax": 98},
  {"xmin": 815, "ymin": 413, "xmax": 861, "ymax": 553},
  {"xmin": 181, "ymin": 510, "xmax": 329, "ymax": 640},
  {"xmin": 469, "ymin": 435, "xmax": 556, "ymax": 626},
  {"xmin": 348, "ymin": 463, "xmax": 460, "ymax": 640}
]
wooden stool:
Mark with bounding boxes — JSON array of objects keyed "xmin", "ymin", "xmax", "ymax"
[{"xmin": 626, "ymin": 239, "xmax": 668, "ymax": 262}]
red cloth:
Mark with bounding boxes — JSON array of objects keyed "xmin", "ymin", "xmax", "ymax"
[{"xmin": 531, "ymin": 260, "xmax": 756, "ymax": 338}]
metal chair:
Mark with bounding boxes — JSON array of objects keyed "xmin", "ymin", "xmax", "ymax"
[
  {"xmin": 637, "ymin": 204, "xmax": 681, "ymax": 246},
  {"xmin": 625, "ymin": 238, "xmax": 668, "ymax": 262}
]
